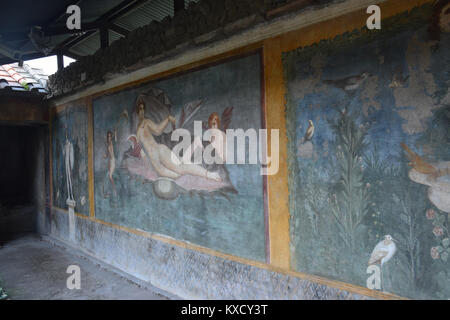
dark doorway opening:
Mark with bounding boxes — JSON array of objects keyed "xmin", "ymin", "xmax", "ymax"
[{"xmin": 0, "ymin": 125, "xmax": 47, "ymax": 243}]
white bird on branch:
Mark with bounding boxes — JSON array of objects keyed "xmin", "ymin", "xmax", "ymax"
[{"xmin": 368, "ymin": 235, "xmax": 397, "ymax": 291}]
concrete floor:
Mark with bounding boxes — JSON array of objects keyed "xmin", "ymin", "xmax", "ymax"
[{"xmin": 0, "ymin": 235, "xmax": 174, "ymax": 300}]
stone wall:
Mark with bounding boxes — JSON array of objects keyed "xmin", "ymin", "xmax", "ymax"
[
  {"xmin": 0, "ymin": 95, "xmax": 48, "ymax": 124},
  {"xmin": 48, "ymin": 0, "xmax": 337, "ymax": 97},
  {"xmin": 50, "ymin": 208, "xmax": 371, "ymax": 299}
]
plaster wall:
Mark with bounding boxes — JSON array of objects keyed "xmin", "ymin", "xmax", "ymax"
[{"xmin": 47, "ymin": 0, "xmax": 444, "ymax": 299}]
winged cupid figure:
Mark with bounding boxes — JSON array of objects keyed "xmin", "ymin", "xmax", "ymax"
[{"xmin": 204, "ymin": 107, "xmax": 234, "ymax": 164}]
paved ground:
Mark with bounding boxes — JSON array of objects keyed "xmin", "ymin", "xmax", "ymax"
[{"xmin": 0, "ymin": 235, "xmax": 174, "ymax": 300}]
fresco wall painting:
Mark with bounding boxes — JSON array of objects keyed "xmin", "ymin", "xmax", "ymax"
[
  {"xmin": 51, "ymin": 100, "xmax": 90, "ymax": 216},
  {"xmin": 284, "ymin": 5, "xmax": 450, "ymax": 299},
  {"xmin": 49, "ymin": 1, "xmax": 450, "ymax": 299},
  {"xmin": 91, "ymin": 52, "xmax": 268, "ymax": 262}
]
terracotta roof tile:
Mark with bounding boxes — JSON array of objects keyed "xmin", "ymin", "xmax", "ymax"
[{"xmin": 0, "ymin": 63, "xmax": 48, "ymax": 94}]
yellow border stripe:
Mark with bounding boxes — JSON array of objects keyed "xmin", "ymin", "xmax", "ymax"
[{"xmin": 263, "ymin": 37, "xmax": 291, "ymax": 270}]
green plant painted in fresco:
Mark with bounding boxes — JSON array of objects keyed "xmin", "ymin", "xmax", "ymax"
[
  {"xmin": 301, "ymin": 163, "xmax": 329, "ymax": 237},
  {"xmin": 327, "ymin": 108, "xmax": 371, "ymax": 252},
  {"xmin": 283, "ymin": 3, "xmax": 450, "ymax": 298},
  {"xmin": 392, "ymin": 184, "xmax": 424, "ymax": 290}
]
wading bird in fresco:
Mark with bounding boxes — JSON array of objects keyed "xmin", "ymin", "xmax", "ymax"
[{"xmin": 368, "ymin": 235, "xmax": 397, "ymax": 291}]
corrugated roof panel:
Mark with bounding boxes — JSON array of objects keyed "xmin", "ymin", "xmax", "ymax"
[
  {"xmin": 0, "ymin": 0, "xmax": 209, "ymax": 64},
  {"xmin": 70, "ymin": 32, "xmax": 101, "ymax": 57},
  {"xmin": 70, "ymin": 29, "xmax": 124, "ymax": 56},
  {"xmin": 109, "ymin": 30, "xmax": 124, "ymax": 43},
  {"xmin": 78, "ymin": 0, "xmax": 126, "ymax": 23},
  {"xmin": 114, "ymin": 0, "xmax": 174, "ymax": 31},
  {"xmin": 55, "ymin": 1, "xmax": 201, "ymax": 59}
]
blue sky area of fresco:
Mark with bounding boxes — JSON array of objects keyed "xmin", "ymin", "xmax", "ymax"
[{"xmin": 293, "ymin": 30, "xmax": 448, "ymax": 180}]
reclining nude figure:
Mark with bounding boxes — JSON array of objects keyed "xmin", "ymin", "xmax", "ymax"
[{"xmin": 135, "ymin": 101, "xmax": 222, "ymax": 182}]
